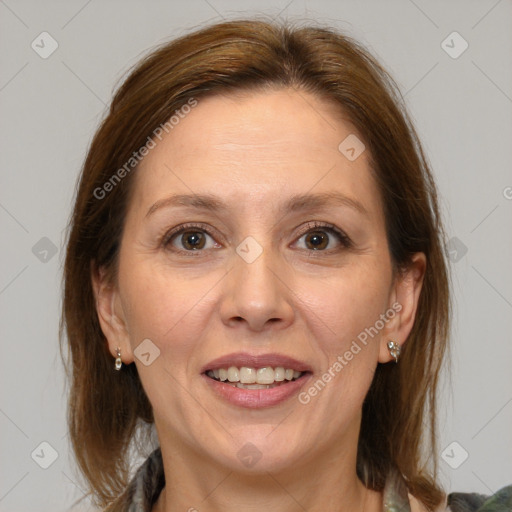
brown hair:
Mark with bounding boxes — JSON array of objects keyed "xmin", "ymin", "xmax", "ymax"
[{"xmin": 60, "ymin": 17, "xmax": 450, "ymax": 510}]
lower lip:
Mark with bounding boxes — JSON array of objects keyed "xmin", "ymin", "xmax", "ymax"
[{"xmin": 202, "ymin": 374, "xmax": 311, "ymax": 409}]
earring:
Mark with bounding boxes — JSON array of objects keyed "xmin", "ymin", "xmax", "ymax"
[
  {"xmin": 115, "ymin": 347, "xmax": 122, "ymax": 370},
  {"xmin": 387, "ymin": 341, "xmax": 401, "ymax": 363}
]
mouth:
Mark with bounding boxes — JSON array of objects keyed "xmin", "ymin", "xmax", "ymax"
[
  {"xmin": 205, "ymin": 366, "xmax": 307, "ymax": 389},
  {"xmin": 201, "ymin": 353, "xmax": 313, "ymax": 408}
]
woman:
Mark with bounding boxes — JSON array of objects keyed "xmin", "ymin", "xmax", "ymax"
[{"xmin": 60, "ymin": 18, "xmax": 512, "ymax": 512}]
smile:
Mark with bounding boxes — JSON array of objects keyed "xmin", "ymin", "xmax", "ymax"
[
  {"xmin": 206, "ymin": 366, "xmax": 304, "ymax": 389},
  {"xmin": 201, "ymin": 353, "xmax": 313, "ymax": 408}
]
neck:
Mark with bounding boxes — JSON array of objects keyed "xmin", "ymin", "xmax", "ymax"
[{"xmin": 153, "ymin": 435, "xmax": 382, "ymax": 512}]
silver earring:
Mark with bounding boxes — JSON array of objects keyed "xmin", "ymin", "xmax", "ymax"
[
  {"xmin": 115, "ymin": 347, "xmax": 122, "ymax": 370},
  {"xmin": 387, "ymin": 341, "xmax": 401, "ymax": 363}
]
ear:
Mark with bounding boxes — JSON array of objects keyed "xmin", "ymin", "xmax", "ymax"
[
  {"xmin": 378, "ymin": 252, "xmax": 426, "ymax": 363},
  {"xmin": 91, "ymin": 263, "xmax": 134, "ymax": 364}
]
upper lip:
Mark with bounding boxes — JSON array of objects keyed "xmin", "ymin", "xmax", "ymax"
[{"xmin": 201, "ymin": 352, "xmax": 313, "ymax": 373}]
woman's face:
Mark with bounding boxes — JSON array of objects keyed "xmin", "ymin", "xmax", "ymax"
[{"xmin": 95, "ymin": 88, "xmax": 424, "ymax": 474}]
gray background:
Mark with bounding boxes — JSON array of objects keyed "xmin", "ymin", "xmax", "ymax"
[{"xmin": 1, "ymin": 0, "xmax": 511, "ymax": 510}]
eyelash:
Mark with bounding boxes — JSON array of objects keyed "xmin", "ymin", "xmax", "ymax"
[
  {"xmin": 160, "ymin": 221, "xmax": 352, "ymax": 256},
  {"xmin": 296, "ymin": 221, "xmax": 352, "ymax": 251}
]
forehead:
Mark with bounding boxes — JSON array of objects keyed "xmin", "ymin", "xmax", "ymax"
[{"xmin": 129, "ymin": 88, "xmax": 382, "ymax": 219}]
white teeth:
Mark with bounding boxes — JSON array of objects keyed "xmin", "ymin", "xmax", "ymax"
[
  {"xmin": 207, "ymin": 365, "xmax": 304, "ymax": 385},
  {"xmin": 239, "ymin": 367, "xmax": 256, "ymax": 384},
  {"xmin": 236, "ymin": 383, "xmax": 270, "ymax": 389},
  {"xmin": 274, "ymin": 367, "xmax": 285, "ymax": 381},
  {"xmin": 256, "ymin": 367, "xmax": 275, "ymax": 384},
  {"xmin": 227, "ymin": 366, "xmax": 239, "ymax": 382}
]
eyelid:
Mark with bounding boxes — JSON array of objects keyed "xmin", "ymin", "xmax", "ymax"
[
  {"xmin": 160, "ymin": 222, "xmax": 220, "ymax": 250},
  {"xmin": 161, "ymin": 220, "xmax": 352, "ymax": 253},
  {"xmin": 294, "ymin": 221, "xmax": 352, "ymax": 249}
]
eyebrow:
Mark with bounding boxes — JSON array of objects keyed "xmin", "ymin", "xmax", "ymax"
[{"xmin": 145, "ymin": 191, "xmax": 369, "ymax": 218}]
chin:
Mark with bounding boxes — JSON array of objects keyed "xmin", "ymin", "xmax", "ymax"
[{"xmin": 199, "ymin": 423, "xmax": 308, "ymax": 474}]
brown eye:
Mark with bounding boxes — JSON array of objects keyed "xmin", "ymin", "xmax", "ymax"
[
  {"xmin": 162, "ymin": 224, "xmax": 219, "ymax": 253},
  {"xmin": 180, "ymin": 230, "xmax": 207, "ymax": 250},
  {"xmin": 304, "ymin": 231, "xmax": 329, "ymax": 250},
  {"xmin": 294, "ymin": 222, "xmax": 352, "ymax": 252}
]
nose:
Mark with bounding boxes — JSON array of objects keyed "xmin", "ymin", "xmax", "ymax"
[{"xmin": 219, "ymin": 243, "xmax": 295, "ymax": 332}]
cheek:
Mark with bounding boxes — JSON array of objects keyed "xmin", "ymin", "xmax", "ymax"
[
  {"xmin": 119, "ymin": 259, "xmax": 220, "ymax": 358},
  {"xmin": 297, "ymin": 273, "xmax": 389, "ymax": 407},
  {"xmin": 118, "ymin": 262, "xmax": 217, "ymax": 419},
  {"xmin": 297, "ymin": 265, "xmax": 391, "ymax": 351}
]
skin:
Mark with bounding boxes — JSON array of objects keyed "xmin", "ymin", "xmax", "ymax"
[{"xmin": 93, "ymin": 88, "xmax": 426, "ymax": 512}]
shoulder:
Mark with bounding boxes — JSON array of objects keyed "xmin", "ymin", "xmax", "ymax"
[
  {"xmin": 445, "ymin": 484, "xmax": 512, "ymax": 511},
  {"xmin": 384, "ymin": 470, "xmax": 512, "ymax": 512},
  {"xmin": 103, "ymin": 446, "xmax": 164, "ymax": 512}
]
